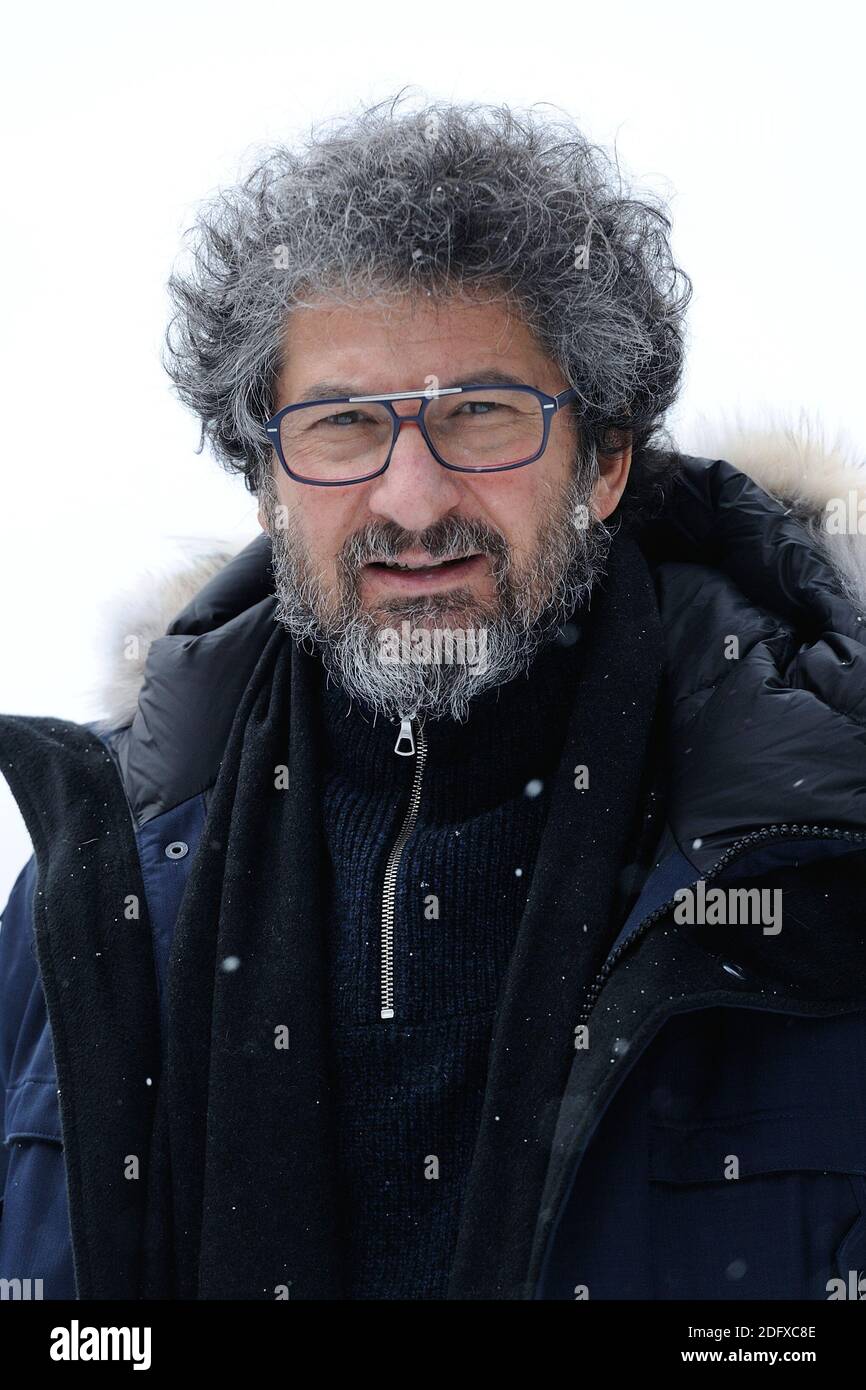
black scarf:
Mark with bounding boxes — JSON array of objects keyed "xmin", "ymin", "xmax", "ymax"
[
  {"xmin": 142, "ymin": 620, "xmax": 345, "ymax": 1299},
  {"xmin": 141, "ymin": 530, "xmax": 665, "ymax": 1299}
]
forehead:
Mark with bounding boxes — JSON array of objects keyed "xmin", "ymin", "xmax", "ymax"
[{"xmin": 276, "ymin": 289, "xmax": 561, "ymax": 399}]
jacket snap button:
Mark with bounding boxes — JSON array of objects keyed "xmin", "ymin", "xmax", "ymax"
[
  {"xmin": 722, "ymin": 961, "xmax": 747, "ymax": 980},
  {"xmin": 165, "ymin": 840, "xmax": 189, "ymax": 859}
]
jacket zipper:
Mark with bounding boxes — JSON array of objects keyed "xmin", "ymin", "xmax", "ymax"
[
  {"xmin": 379, "ymin": 712, "xmax": 428, "ymax": 1020},
  {"xmin": 576, "ymin": 823, "xmax": 866, "ymax": 1027},
  {"xmin": 533, "ymin": 821, "xmax": 866, "ymax": 1297}
]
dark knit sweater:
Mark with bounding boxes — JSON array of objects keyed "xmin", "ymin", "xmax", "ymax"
[{"xmin": 319, "ymin": 625, "xmax": 587, "ymax": 1299}]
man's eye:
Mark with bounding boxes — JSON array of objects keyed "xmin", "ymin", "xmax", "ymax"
[
  {"xmin": 320, "ymin": 410, "xmax": 366, "ymax": 427},
  {"xmin": 454, "ymin": 399, "xmax": 501, "ymax": 416}
]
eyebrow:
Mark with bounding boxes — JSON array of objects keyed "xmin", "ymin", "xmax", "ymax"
[{"xmin": 294, "ymin": 369, "xmax": 528, "ymax": 403}]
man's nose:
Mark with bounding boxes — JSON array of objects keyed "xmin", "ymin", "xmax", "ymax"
[{"xmin": 365, "ymin": 411, "xmax": 463, "ymax": 530}]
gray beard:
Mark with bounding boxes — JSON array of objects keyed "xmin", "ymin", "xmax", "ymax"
[{"xmin": 258, "ymin": 460, "xmax": 610, "ymax": 724}]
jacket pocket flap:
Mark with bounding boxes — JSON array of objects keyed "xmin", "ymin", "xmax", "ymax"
[
  {"xmin": 4, "ymin": 1078, "xmax": 63, "ymax": 1145},
  {"xmin": 650, "ymin": 1112, "xmax": 866, "ymax": 1183}
]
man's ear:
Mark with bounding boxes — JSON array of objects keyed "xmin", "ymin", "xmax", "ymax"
[{"xmin": 591, "ymin": 432, "xmax": 633, "ymax": 521}]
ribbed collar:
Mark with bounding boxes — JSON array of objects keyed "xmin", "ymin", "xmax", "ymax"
[{"xmin": 318, "ymin": 612, "xmax": 588, "ymax": 819}]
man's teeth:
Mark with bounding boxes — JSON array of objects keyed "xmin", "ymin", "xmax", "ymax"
[{"xmin": 381, "ymin": 555, "xmax": 470, "ymax": 570}]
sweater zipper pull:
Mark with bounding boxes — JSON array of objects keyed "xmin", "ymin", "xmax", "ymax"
[
  {"xmin": 381, "ymin": 713, "xmax": 428, "ymax": 1020},
  {"xmin": 394, "ymin": 713, "xmax": 416, "ymax": 756}
]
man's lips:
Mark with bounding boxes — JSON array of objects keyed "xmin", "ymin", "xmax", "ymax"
[{"xmin": 360, "ymin": 553, "xmax": 486, "ymax": 590}]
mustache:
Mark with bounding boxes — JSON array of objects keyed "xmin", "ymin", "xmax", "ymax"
[{"xmin": 339, "ymin": 519, "xmax": 510, "ymax": 570}]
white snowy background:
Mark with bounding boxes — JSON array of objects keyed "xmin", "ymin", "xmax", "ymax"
[{"xmin": 1, "ymin": 0, "xmax": 864, "ymax": 895}]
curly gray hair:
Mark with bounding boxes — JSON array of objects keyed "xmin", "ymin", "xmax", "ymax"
[{"xmin": 162, "ymin": 91, "xmax": 692, "ymax": 504}]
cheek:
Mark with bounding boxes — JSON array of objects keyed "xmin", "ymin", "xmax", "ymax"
[
  {"xmin": 291, "ymin": 497, "xmax": 355, "ymax": 574},
  {"xmin": 474, "ymin": 469, "xmax": 556, "ymax": 557}
]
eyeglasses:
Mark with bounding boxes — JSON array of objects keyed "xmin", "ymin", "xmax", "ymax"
[{"xmin": 265, "ymin": 383, "xmax": 580, "ymax": 486}]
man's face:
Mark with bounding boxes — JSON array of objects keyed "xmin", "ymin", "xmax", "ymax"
[{"xmin": 258, "ymin": 289, "xmax": 631, "ymax": 722}]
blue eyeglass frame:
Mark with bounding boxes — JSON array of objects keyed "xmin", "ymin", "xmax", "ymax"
[{"xmin": 264, "ymin": 382, "xmax": 580, "ymax": 486}]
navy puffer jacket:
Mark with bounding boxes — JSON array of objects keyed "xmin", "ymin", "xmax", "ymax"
[{"xmin": 1, "ymin": 445, "xmax": 866, "ymax": 1300}]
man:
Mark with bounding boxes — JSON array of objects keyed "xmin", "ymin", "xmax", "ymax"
[{"xmin": 1, "ymin": 97, "xmax": 865, "ymax": 1303}]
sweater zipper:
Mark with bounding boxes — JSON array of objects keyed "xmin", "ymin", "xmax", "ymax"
[{"xmin": 379, "ymin": 712, "xmax": 428, "ymax": 1020}]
